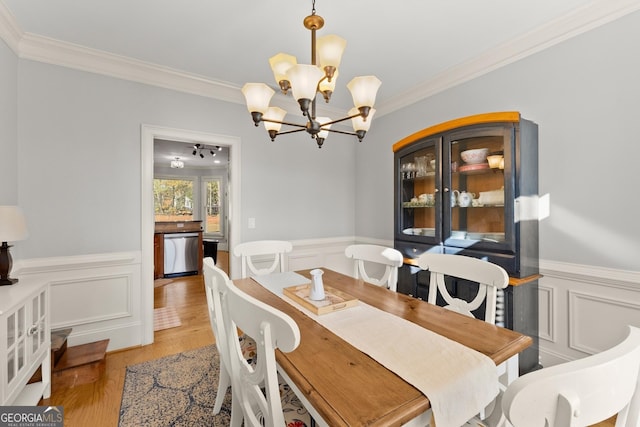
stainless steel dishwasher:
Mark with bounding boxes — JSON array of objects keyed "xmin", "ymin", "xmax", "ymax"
[{"xmin": 163, "ymin": 232, "xmax": 199, "ymax": 277}]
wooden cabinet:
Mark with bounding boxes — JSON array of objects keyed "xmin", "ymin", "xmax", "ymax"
[
  {"xmin": 0, "ymin": 279, "xmax": 51, "ymax": 405},
  {"xmin": 393, "ymin": 112, "xmax": 540, "ymax": 374},
  {"xmin": 154, "ymin": 233, "xmax": 164, "ymax": 279}
]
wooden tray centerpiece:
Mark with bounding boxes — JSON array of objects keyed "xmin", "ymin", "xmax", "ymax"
[{"xmin": 283, "ymin": 284, "xmax": 358, "ymax": 315}]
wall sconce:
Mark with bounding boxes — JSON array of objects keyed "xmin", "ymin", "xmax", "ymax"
[{"xmin": 0, "ymin": 206, "xmax": 29, "ymax": 285}]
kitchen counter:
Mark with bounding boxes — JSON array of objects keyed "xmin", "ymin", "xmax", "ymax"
[{"xmin": 155, "ymin": 220, "xmax": 203, "ymax": 233}]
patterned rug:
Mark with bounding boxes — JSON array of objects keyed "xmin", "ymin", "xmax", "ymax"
[
  {"xmin": 119, "ymin": 345, "xmax": 312, "ymax": 427},
  {"xmin": 153, "ymin": 306, "xmax": 182, "ymax": 332},
  {"xmin": 119, "ymin": 345, "xmax": 232, "ymax": 426}
]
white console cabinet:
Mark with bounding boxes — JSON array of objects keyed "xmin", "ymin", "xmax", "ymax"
[{"xmin": 0, "ymin": 278, "xmax": 51, "ymax": 405}]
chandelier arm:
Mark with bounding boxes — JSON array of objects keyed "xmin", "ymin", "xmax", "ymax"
[
  {"xmin": 275, "ymin": 128, "xmax": 308, "ymax": 136},
  {"xmin": 318, "ymin": 112, "xmax": 361, "ymax": 128},
  {"xmin": 325, "ymin": 128, "xmax": 357, "ymax": 136},
  {"xmin": 261, "ymin": 118, "xmax": 307, "ymax": 129}
]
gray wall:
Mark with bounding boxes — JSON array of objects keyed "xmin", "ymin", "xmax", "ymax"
[
  {"xmin": 3, "ymin": 10, "xmax": 639, "ymax": 272},
  {"xmin": 8, "ymin": 59, "xmax": 356, "ymax": 259},
  {"xmin": 0, "ymin": 39, "xmax": 17, "ymax": 203},
  {"xmin": 358, "ymin": 10, "xmax": 640, "ymax": 271}
]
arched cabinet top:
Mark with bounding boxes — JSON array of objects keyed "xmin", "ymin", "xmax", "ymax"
[{"xmin": 392, "ymin": 111, "xmax": 521, "ymax": 152}]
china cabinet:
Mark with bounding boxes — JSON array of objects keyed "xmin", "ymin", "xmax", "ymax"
[
  {"xmin": 0, "ymin": 278, "xmax": 51, "ymax": 405},
  {"xmin": 393, "ymin": 111, "xmax": 540, "ymax": 373}
]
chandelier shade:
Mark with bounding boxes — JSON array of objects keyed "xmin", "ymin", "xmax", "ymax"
[
  {"xmin": 347, "ymin": 76, "xmax": 382, "ymax": 109},
  {"xmin": 350, "ymin": 107, "xmax": 376, "ymax": 132},
  {"xmin": 241, "ymin": 0, "xmax": 381, "ymax": 148},
  {"xmin": 269, "ymin": 53, "xmax": 297, "ymax": 92},
  {"xmin": 241, "ymin": 83, "xmax": 274, "ymax": 115},
  {"xmin": 286, "ymin": 65, "xmax": 325, "ymax": 108},
  {"xmin": 317, "ymin": 34, "xmax": 346, "ymax": 74}
]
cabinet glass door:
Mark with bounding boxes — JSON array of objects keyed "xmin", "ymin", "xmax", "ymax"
[
  {"xmin": 397, "ymin": 138, "xmax": 439, "ymax": 243},
  {"xmin": 30, "ymin": 290, "xmax": 47, "ymax": 356},
  {"xmin": 443, "ymin": 126, "xmax": 514, "ymax": 252}
]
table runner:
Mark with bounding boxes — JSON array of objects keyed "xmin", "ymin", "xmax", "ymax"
[{"xmin": 252, "ymin": 271, "xmax": 499, "ymax": 427}]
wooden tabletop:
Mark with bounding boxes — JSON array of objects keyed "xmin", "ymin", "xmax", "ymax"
[{"xmin": 234, "ymin": 269, "xmax": 532, "ymax": 426}]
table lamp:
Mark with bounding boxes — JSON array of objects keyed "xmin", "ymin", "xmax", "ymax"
[{"xmin": 0, "ymin": 206, "xmax": 29, "ymax": 286}]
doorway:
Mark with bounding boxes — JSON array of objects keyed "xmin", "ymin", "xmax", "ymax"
[{"xmin": 141, "ymin": 125, "xmax": 241, "ymax": 345}]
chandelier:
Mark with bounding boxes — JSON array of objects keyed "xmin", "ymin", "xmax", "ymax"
[
  {"xmin": 170, "ymin": 157, "xmax": 184, "ymax": 168},
  {"xmin": 241, "ymin": 0, "xmax": 381, "ymax": 148}
]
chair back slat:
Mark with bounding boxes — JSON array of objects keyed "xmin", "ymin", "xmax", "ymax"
[
  {"xmin": 345, "ymin": 244, "xmax": 403, "ymax": 291},
  {"xmin": 233, "ymin": 240, "xmax": 293, "ymax": 277},
  {"xmin": 418, "ymin": 253, "xmax": 509, "ymax": 324}
]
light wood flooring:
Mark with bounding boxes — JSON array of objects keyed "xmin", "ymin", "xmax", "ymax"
[
  {"xmin": 41, "ymin": 250, "xmax": 614, "ymax": 427},
  {"xmin": 40, "ymin": 253, "xmax": 228, "ymax": 426}
]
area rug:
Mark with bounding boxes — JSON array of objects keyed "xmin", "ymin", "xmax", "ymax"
[
  {"xmin": 153, "ymin": 306, "xmax": 182, "ymax": 332},
  {"xmin": 119, "ymin": 345, "xmax": 312, "ymax": 427},
  {"xmin": 118, "ymin": 345, "xmax": 232, "ymax": 426}
]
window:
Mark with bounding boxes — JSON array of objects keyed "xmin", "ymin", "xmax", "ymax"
[
  {"xmin": 154, "ymin": 178, "xmax": 194, "ymax": 221},
  {"xmin": 203, "ymin": 177, "xmax": 223, "ymax": 235}
]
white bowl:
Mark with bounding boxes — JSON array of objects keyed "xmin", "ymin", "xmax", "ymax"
[{"xmin": 460, "ymin": 148, "xmax": 489, "ymax": 165}]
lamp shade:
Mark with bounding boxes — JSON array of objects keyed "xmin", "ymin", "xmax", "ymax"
[
  {"xmin": 316, "ymin": 117, "xmax": 332, "ymax": 139},
  {"xmin": 350, "ymin": 108, "xmax": 376, "ymax": 131},
  {"xmin": 286, "ymin": 64, "xmax": 324, "ymax": 102},
  {"xmin": 347, "ymin": 76, "xmax": 382, "ymax": 108},
  {"xmin": 0, "ymin": 206, "xmax": 28, "ymax": 242},
  {"xmin": 262, "ymin": 107, "xmax": 287, "ymax": 132},
  {"xmin": 241, "ymin": 83, "xmax": 275, "ymax": 114},
  {"xmin": 269, "ymin": 53, "xmax": 297, "ymax": 86},
  {"xmin": 319, "ymin": 70, "xmax": 338, "ymax": 93},
  {"xmin": 317, "ymin": 35, "xmax": 346, "ymax": 72}
]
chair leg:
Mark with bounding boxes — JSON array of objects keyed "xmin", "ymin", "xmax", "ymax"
[
  {"xmin": 214, "ymin": 365, "xmax": 231, "ymax": 414},
  {"xmin": 230, "ymin": 392, "xmax": 243, "ymax": 427}
]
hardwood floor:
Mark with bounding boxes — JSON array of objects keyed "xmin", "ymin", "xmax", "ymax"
[
  {"xmin": 41, "ymin": 250, "xmax": 615, "ymax": 427},
  {"xmin": 40, "ymin": 253, "xmax": 228, "ymax": 426}
]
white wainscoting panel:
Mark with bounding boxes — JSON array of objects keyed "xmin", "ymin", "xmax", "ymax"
[
  {"xmin": 537, "ymin": 285, "xmax": 554, "ymax": 342},
  {"xmin": 569, "ymin": 290, "xmax": 640, "ymax": 355},
  {"xmin": 14, "ymin": 251, "xmax": 143, "ymax": 351},
  {"xmin": 50, "ymin": 275, "xmax": 132, "ymax": 326},
  {"xmin": 539, "ymin": 260, "xmax": 640, "ymax": 367}
]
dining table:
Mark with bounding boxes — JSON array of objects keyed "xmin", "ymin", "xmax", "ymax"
[{"xmin": 233, "ymin": 268, "xmax": 532, "ymax": 427}]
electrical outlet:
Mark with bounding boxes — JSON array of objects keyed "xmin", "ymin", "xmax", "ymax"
[{"xmin": 248, "ymin": 218, "xmax": 256, "ymax": 229}]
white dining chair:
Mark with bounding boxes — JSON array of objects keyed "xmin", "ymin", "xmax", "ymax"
[
  {"xmin": 502, "ymin": 325, "xmax": 640, "ymax": 427},
  {"xmin": 417, "ymin": 253, "xmax": 511, "ymax": 425},
  {"xmin": 233, "ymin": 240, "xmax": 293, "ymax": 277},
  {"xmin": 416, "ymin": 253, "xmax": 509, "ymax": 325},
  {"xmin": 344, "ymin": 244, "xmax": 404, "ymax": 291},
  {"xmin": 202, "ymin": 257, "xmax": 240, "ymax": 416},
  {"xmin": 220, "ymin": 269, "xmax": 312, "ymax": 427}
]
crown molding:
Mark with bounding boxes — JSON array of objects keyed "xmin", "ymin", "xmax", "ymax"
[
  {"xmin": 18, "ymin": 32, "xmax": 243, "ymax": 104},
  {"xmin": 0, "ymin": 0, "xmax": 22, "ymax": 53},
  {"xmin": 1, "ymin": 0, "xmax": 639, "ymax": 115},
  {"xmin": 376, "ymin": 0, "xmax": 640, "ymax": 116}
]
